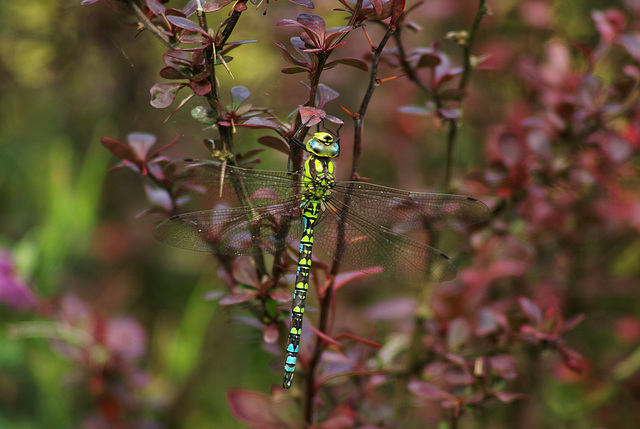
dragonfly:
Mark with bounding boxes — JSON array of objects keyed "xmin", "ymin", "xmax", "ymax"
[{"xmin": 153, "ymin": 126, "xmax": 489, "ymax": 389}]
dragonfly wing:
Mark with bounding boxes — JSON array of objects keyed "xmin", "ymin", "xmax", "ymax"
[
  {"xmin": 331, "ymin": 181, "xmax": 489, "ymax": 232},
  {"xmin": 313, "ymin": 202, "xmax": 457, "ymax": 282},
  {"xmin": 165, "ymin": 160, "xmax": 304, "ymax": 209},
  {"xmin": 154, "ymin": 199, "xmax": 304, "ymax": 256}
]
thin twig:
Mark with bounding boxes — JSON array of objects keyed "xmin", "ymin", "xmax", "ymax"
[
  {"xmin": 351, "ymin": 25, "xmax": 395, "ymax": 177},
  {"xmin": 304, "ymin": 21, "xmax": 395, "ymax": 426},
  {"xmin": 443, "ymin": 0, "xmax": 488, "ymax": 190},
  {"xmin": 124, "ymin": 0, "xmax": 174, "ymax": 47}
]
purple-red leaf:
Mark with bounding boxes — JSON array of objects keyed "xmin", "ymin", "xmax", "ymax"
[
  {"xmin": 298, "ymin": 106, "xmax": 326, "ymax": 127},
  {"xmin": 324, "ymin": 26, "xmax": 353, "ymax": 47},
  {"xmin": 289, "ymin": 0, "xmax": 315, "ymax": 8},
  {"xmin": 146, "ymin": 0, "xmax": 166, "ymax": 17},
  {"xmin": 518, "ymin": 297, "xmax": 543, "ymax": 326},
  {"xmin": 408, "ymin": 381, "xmax": 457, "ymax": 401},
  {"xmin": 263, "ymin": 323, "xmax": 279, "ymax": 343},
  {"xmin": 159, "ymin": 66, "xmax": 186, "ymax": 80},
  {"xmin": 447, "ymin": 318, "xmax": 471, "ymax": 351},
  {"xmin": 619, "ymin": 34, "xmax": 640, "ymax": 61},
  {"xmin": 325, "ymin": 57, "xmax": 369, "ymax": 71},
  {"xmin": 336, "ymin": 332, "xmax": 382, "ymax": 349},
  {"xmin": 233, "ymin": 257, "xmax": 259, "ymax": 286},
  {"xmin": 281, "ymin": 66, "xmax": 309, "ymax": 74},
  {"xmin": 268, "ymin": 289, "xmax": 292, "ymax": 302},
  {"xmin": 202, "ymin": 0, "xmax": 234, "ymax": 12},
  {"xmin": 315, "ymin": 83, "xmax": 339, "ymax": 108},
  {"xmin": 240, "ymin": 117, "xmax": 280, "ymax": 129},
  {"xmin": 494, "ymin": 391, "xmax": 528, "ymax": 403},
  {"xmin": 296, "ymin": 14, "xmax": 326, "ymax": 39},
  {"xmin": 150, "ymin": 82, "xmax": 184, "ymax": 108},
  {"xmin": 391, "ymin": 0, "xmax": 406, "ymax": 26},
  {"xmin": 127, "ymin": 133, "xmax": 156, "ymax": 159},
  {"xmin": 275, "ymin": 41, "xmax": 308, "ymax": 67},
  {"xmin": 230, "ymin": 86, "xmax": 251, "ymax": 109},
  {"xmin": 258, "ymin": 136, "xmax": 290, "ymax": 154},
  {"xmin": 166, "ymin": 16, "xmax": 208, "ymax": 36},
  {"xmin": 101, "ymin": 137, "xmax": 137, "ymax": 162},
  {"xmin": 226, "ymin": 389, "xmax": 283, "ymax": 426},
  {"xmin": 218, "ymin": 293, "xmax": 255, "ymax": 306},
  {"xmin": 144, "ymin": 184, "xmax": 173, "ymax": 212},
  {"xmin": 333, "ymin": 268, "xmax": 382, "ymax": 291},
  {"xmin": 308, "ymin": 325, "xmax": 342, "ymax": 347}
]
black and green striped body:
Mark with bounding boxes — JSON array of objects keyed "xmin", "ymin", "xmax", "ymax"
[{"xmin": 283, "ymin": 156, "xmax": 335, "ymax": 389}]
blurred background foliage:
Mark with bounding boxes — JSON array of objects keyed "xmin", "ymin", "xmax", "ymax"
[{"xmin": 0, "ymin": 0, "xmax": 639, "ymax": 428}]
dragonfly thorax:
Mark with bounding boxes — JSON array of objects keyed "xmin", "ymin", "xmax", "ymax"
[{"xmin": 302, "ymin": 156, "xmax": 335, "ymax": 205}]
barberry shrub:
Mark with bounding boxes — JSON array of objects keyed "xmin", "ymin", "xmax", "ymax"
[{"xmin": 1, "ymin": 0, "xmax": 639, "ymax": 428}]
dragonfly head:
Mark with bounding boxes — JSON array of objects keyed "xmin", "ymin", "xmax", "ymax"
[{"xmin": 306, "ymin": 132, "xmax": 340, "ymax": 158}]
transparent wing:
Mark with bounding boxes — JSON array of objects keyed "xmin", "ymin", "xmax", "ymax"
[
  {"xmin": 331, "ymin": 181, "xmax": 489, "ymax": 232},
  {"xmin": 165, "ymin": 160, "xmax": 304, "ymax": 209},
  {"xmin": 313, "ymin": 199, "xmax": 457, "ymax": 282},
  {"xmin": 153, "ymin": 199, "xmax": 304, "ymax": 255}
]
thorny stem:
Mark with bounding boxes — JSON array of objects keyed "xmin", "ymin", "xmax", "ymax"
[
  {"xmin": 124, "ymin": 0, "xmax": 174, "ymax": 47},
  {"xmin": 196, "ymin": 4, "xmax": 219, "ymax": 103},
  {"xmin": 443, "ymin": 0, "xmax": 487, "ymax": 190},
  {"xmin": 195, "ymin": 0, "xmax": 266, "ymax": 279},
  {"xmin": 351, "ymin": 25, "xmax": 395, "ymax": 177},
  {"xmin": 304, "ymin": 21, "xmax": 394, "ymax": 427},
  {"xmin": 219, "ymin": 3, "xmax": 246, "ymax": 47}
]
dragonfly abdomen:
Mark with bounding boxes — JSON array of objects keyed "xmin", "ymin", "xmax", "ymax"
[{"xmin": 283, "ymin": 201, "xmax": 320, "ymax": 389}]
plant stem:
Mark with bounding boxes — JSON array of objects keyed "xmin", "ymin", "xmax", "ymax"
[
  {"xmin": 351, "ymin": 25, "xmax": 395, "ymax": 177},
  {"xmin": 443, "ymin": 0, "xmax": 487, "ymax": 190},
  {"xmin": 304, "ymin": 22, "xmax": 395, "ymax": 426},
  {"xmin": 124, "ymin": 0, "xmax": 174, "ymax": 47}
]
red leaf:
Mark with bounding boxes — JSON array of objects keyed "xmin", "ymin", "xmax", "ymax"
[
  {"xmin": 447, "ymin": 318, "xmax": 470, "ymax": 352},
  {"xmin": 289, "ymin": 0, "xmax": 315, "ymax": 8},
  {"xmin": 324, "ymin": 57, "xmax": 368, "ymax": 71},
  {"xmin": 264, "ymin": 323, "xmax": 279, "ymax": 343},
  {"xmin": 299, "ymin": 106, "xmax": 326, "ymax": 127},
  {"xmin": 226, "ymin": 389, "xmax": 282, "ymax": 426},
  {"xmin": 159, "ymin": 66, "xmax": 186, "ymax": 80},
  {"xmin": 489, "ymin": 355, "xmax": 518, "ymax": 379},
  {"xmin": 233, "ymin": 257, "xmax": 260, "ymax": 286},
  {"xmin": 620, "ymin": 34, "xmax": 640, "ymax": 61},
  {"xmin": 202, "ymin": 0, "xmax": 234, "ymax": 12},
  {"xmin": 240, "ymin": 117, "xmax": 280, "ymax": 129},
  {"xmin": 308, "ymin": 325, "xmax": 342, "ymax": 347},
  {"xmin": 518, "ymin": 297, "xmax": 543, "ymax": 326},
  {"xmin": 296, "ymin": 14, "xmax": 326, "ymax": 39},
  {"xmin": 258, "ymin": 136, "xmax": 290, "ymax": 155},
  {"xmin": 281, "ymin": 67, "xmax": 309, "ymax": 74},
  {"xmin": 100, "ymin": 137, "xmax": 137, "ymax": 162},
  {"xmin": 146, "ymin": 0, "xmax": 166, "ymax": 17},
  {"xmin": 494, "ymin": 391, "xmax": 528, "ymax": 403},
  {"xmin": 475, "ymin": 308, "xmax": 501, "ymax": 336},
  {"xmin": 150, "ymin": 82, "xmax": 184, "ymax": 108},
  {"xmin": 333, "ymin": 267, "xmax": 382, "ymax": 291},
  {"xmin": 391, "ymin": 0, "xmax": 406, "ymax": 26},
  {"xmin": 408, "ymin": 381, "xmax": 457, "ymax": 401},
  {"xmin": 144, "ymin": 184, "xmax": 173, "ymax": 211},
  {"xmin": 274, "ymin": 41, "xmax": 308, "ymax": 67},
  {"xmin": 166, "ymin": 16, "xmax": 208, "ymax": 36},
  {"xmin": 127, "ymin": 133, "xmax": 156, "ymax": 159},
  {"xmin": 335, "ymin": 332, "xmax": 382, "ymax": 349},
  {"xmin": 218, "ymin": 293, "xmax": 255, "ymax": 306},
  {"xmin": 268, "ymin": 289, "xmax": 292, "ymax": 303}
]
